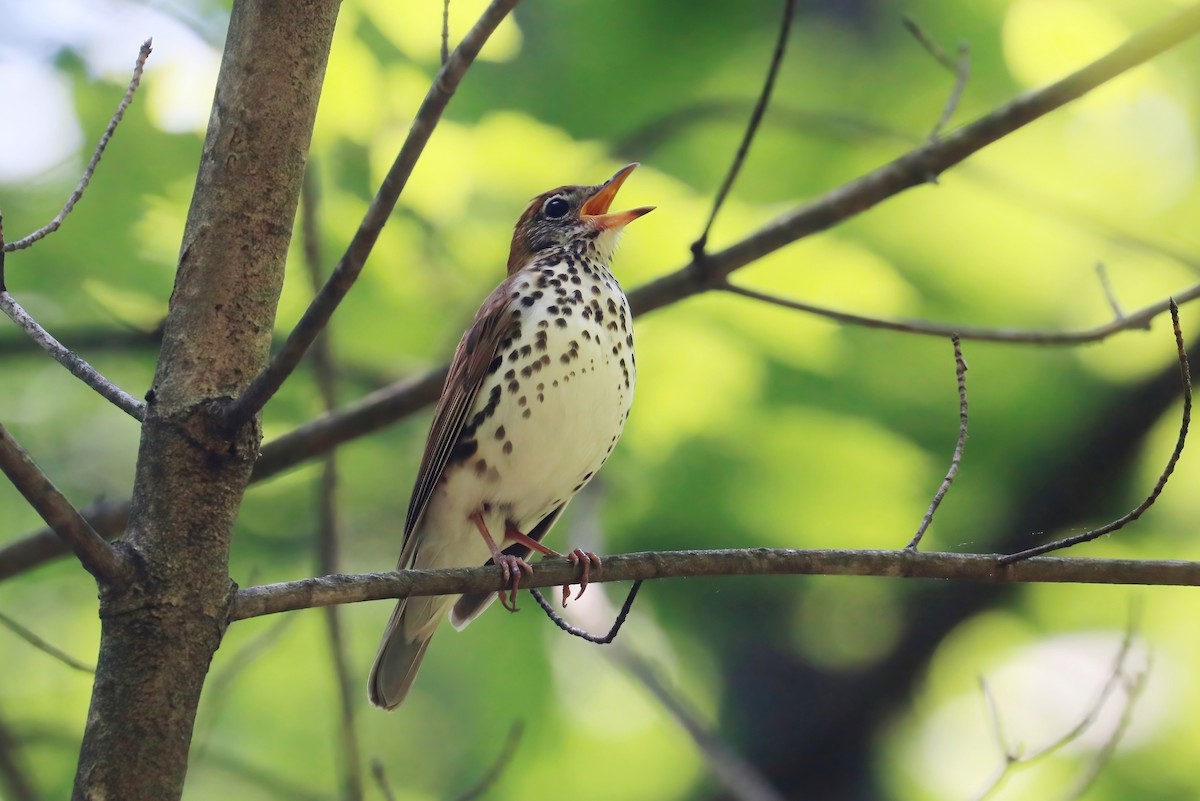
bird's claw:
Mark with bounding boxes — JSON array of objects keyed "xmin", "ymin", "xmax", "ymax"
[
  {"xmin": 561, "ymin": 549, "xmax": 602, "ymax": 607},
  {"xmin": 495, "ymin": 554, "xmax": 533, "ymax": 612}
]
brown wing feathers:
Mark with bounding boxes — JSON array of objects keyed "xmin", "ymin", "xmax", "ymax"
[{"xmin": 397, "ymin": 279, "xmax": 516, "ymax": 565}]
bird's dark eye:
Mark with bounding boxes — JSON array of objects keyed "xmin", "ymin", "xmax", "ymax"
[{"xmin": 543, "ymin": 197, "xmax": 569, "ymax": 219}]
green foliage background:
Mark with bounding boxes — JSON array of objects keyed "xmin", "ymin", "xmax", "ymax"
[{"xmin": 2, "ymin": 1, "xmax": 1200, "ymax": 799}]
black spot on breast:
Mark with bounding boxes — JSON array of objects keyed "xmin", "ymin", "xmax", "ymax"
[
  {"xmin": 494, "ymin": 425, "xmax": 506, "ymax": 440},
  {"xmin": 521, "ymin": 295, "xmax": 536, "ymax": 308},
  {"xmin": 449, "ymin": 439, "xmax": 478, "ymax": 463},
  {"xmin": 474, "ymin": 459, "xmax": 488, "ymax": 476},
  {"xmin": 522, "ymin": 409, "xmax": 532, "ymax": 418},
  {"xmin": 503, "ymin": 441, "xmax": 513, "ymax": 454},
  {"xmin": 555, "ymin": 318, "xmax": 568, "ymax": 328},
  {"xmin": 508, "ymin": 380, "xmax": 520, "ymax": 393},
  {"xmin": 547, "ymin": 305, "xmax": 559, "ymax": 314},
  {"xmin": 487, "ymin": 355, "xmax": 502, "ymax": 374}
]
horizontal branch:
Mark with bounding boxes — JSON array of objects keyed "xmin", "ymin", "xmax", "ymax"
[{"xmin": 230, "ymin": 548, "xmax": 1200, "ymax": 621}]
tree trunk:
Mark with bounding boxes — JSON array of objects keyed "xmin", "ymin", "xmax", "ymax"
[{"xmin": 71, "ymin": 2, "xmax": 340, "ymax": 798}]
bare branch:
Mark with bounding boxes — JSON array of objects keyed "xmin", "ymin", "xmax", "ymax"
[
  {"xmin": 1002, "ymin": 299, "xmax": 1190, "ymax": 563},
  {"xmin": 371, "ymin": 761, "xmax": 397, "ymax": 801},
  {"xmin": 632, "ymin": 3, "xmax": 1200, "ymax": 316},
  {"xmin": 300, "ymin": 168, "xmax": 363, "ymax": 801},
  {"xmin": 721, "ymin": 280, "xmax": 1200, "ymax": 345},
  {"xmin": 230, "ymin": 549, "xmax": 1200, "ymax": 621},
  {"xmin": 1094, "ymin": 262, "xmax": 1128, "ymax": 323},
  {"xmin": 441, "ymin": 0, "xmax": 451, "ymax": 65},
  {"xmin": 0, "ymin": 422, "xmax": 130, "ymax": 586},
  {"xmin": 0, "ymin": 497, "xmax": 129, "ymax": 581},
  {"xmin": 0, "ymin": 291, "xmax": 146, "ymax": 420},
  {"xmin": 3, "ymin": 39, "xmax": 152, "ymax": 254},
  {"xmin": 908, "ymin": 336, "xmax": 968, "ymax": 549},
  {"xmin": 972, "ymin": 609, "xmax": 1145, "ymax": 801},
  {"xmin": 619, "ymin": 651, "xmax": 787, "ymax": 801},
  {"xmin": 692, "ymin": 0, "xmax": 795, "ymax": 261},
  {"xmin": 0, "ymin": 609, "xmax": 95, "ymax": 673},
  {"xmin": 530, "ymin": 580, "xmax": 643, "ymax": 644},
  {"xmin": 1063, "ymin": 660, "xmax": 1149, "ymax": 801},
  {"xmin": 902, "ymin": 17, "xmax": 970, "ymax": 140},
  {"xmin": 224, "ymin": 0, "xmax": 521, "ymax": 429},
  {"xmin": 453, "ymin": 721, "xmax": 524, "ymax": 801},
  {"xmin": 0, "ymin": 708, "xmax": 38, "ymax": 801}
]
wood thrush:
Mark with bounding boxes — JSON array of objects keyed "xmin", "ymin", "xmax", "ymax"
[{"xmin": 368, "ymin": 164, "xmax": 654, "ymax": 709}]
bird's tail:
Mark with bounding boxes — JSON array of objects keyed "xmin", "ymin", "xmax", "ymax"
[{"xmin": 367, "ymin": 597, "xmax": 445, "ymax": 710}]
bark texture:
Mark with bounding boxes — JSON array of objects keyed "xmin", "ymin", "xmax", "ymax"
[{"xmin": 71, "ymin": 2, "xmax": 341, "ymax": 799}]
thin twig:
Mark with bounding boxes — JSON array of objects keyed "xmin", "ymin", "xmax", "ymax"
[
  {"xmin": 722, "ymin": 280, "xmax": 1200, "ymax": 345},
  {"xmin": 1062, "ymin": 661, "xmax": 1149, "ymax": 801},
  {"xmin": 1002, "ymin": 299, "xmax": 1190, "ymax": 563},
  {"xmin": 971, "ymin": 608, "xmax": 1144, "ymax": 801},
  {"xmin": 224, "ymin": 0, "xmax": 521, "ymax": 429},
  {"xmin": 301, "ymin": 168, "xmax": 363, "ymax": 801},
  {"xmin": 229, "ymin": 549, "xmax": 1200, "ymax": 621},
  {"xmin": 3, "ymin": 39, "xmax": 153, "ymax": 253},
  {"xmin": 617, "ymin": 646, "xmax": 787, "ymax": 801},
  {"xmin": 0, "ymin": 609, "xmax": 95, "ymax": 673},
  {"xmin": 902, "ymin": 17, "xmax": 970, "ymax": 141},
  {"xmin": 902, "ymin": 16, "xmax": 958, "ymax": 70},
  {"xmin": 196, "ymin": 614, "xmax": 296, "ymax": 761},
  {"xmin": 1095, "ymin": 262, "xmax": 1127, "ymax": 322},
  {"xmin": 0, "ymin": 292, "xmax": 146, "ymax": 420},
  {"xmin": 452, "ymin": 721, "xmax": 524, "ymax": 801},
  {"xmin": 370, "ymin": 760, "xmax": 397, "ymax": 801},
  {"xmin": 0, "ymin": 708, "xmax": 38, "ymax": 801},
  {"xmin": 692, "ymin": 0, "xmax": 795, "ymax": 262},
  {"xmin": 530, "ymin": 580, "xmax": 643, "ymax": 644},
  {"xmin": 974, "ymin": 681, "xmax": 1012, "ymax": 791},
  {"xmin": 441, "ymin": 0, "xmax": 451, "ymax": 65},
  {"xmin": 0, "ymin": 422, "xmax": 130, "ymax": 586},
  {"xmin": 932, "ymin": 44, "xmax": 970, "ymax": 140},
  {"xmin": 908, "ymin": 336, "xmax": 968, "ymax": 549}
]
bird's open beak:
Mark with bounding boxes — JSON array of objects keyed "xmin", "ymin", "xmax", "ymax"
[{"xmin": 581, "ymin": 163, "xmax": 655, "ymax": 230}]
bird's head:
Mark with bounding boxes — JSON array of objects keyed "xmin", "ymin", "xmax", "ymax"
[{"xmin": 507, "ymin": 163, "xmax": 654, "ymax": 274}]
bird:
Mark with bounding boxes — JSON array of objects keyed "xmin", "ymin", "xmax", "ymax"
[{"xmin": 368, "ymin": 163, "xmax": 654, "ymax": 710}]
